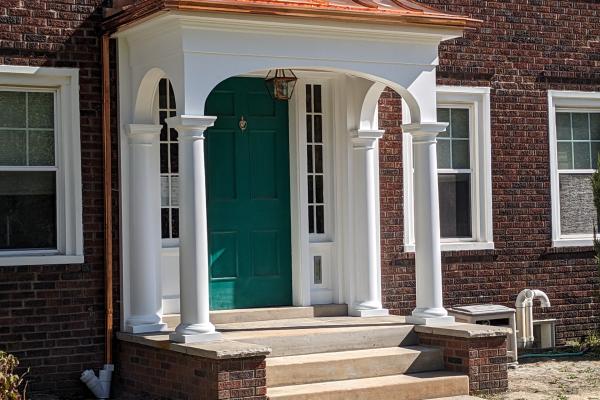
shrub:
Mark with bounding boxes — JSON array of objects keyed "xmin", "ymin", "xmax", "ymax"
[{"xmin": 0, "ymin": 351, "xmax": 27, "ymax": 400}]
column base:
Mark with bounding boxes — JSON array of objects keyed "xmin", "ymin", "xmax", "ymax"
[
  {"xmin": 349, "ymin": 307, "xmax": 389, "ymax": 317},
  {"xmin": 169, "ymin": 331, "xmax": 222, "ymax": 344},
  {"xmin": 406, "ymin": 315, "xmax": 455, "ymax": 326},
  {"xmin": 125, "ymin": 322, "xmax": 168, "ymax": 334}
]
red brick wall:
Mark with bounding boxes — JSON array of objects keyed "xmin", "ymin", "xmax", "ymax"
[
  {"xmin": 117, "ymin": 340, "xmax": 267, "ymax": 400},
  {"xmin": 417, "ymin": 333, "xmax": 509, "ymax": 394},
  {"xmin": 379, "ymin": 0, "xmax": 600, "ymax": 343},
  {"xmin": 0, "ymin": 1, "xmax": 120, "ymax": 397}
]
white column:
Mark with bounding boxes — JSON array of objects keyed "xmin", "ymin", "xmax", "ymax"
[
  {"xmin": 166, "ymin": 115, "xmax": 221, "ymax": 343},
  {"xmin": 403, "ymin": 123, "xmax": 454, "ymax": 325},
  {"xmin": 126, "ymin": 124, "xmax": 167, "ymax": 334},
  {"xmin": 349, "ymin": 129, "xmax": 388, "ymax": 317}
]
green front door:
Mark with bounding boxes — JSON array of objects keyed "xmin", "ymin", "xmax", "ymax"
[{"xmin": 205, "ymin": 77, "xmax": 293, "ymax": 310}]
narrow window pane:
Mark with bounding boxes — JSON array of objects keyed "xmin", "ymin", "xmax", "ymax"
[
  {"xmin": 437, "ymin": 107, "xmax": 450, "ymax": 138},
  {"xmin": 168, "ymin": 81, "xmax": 176, "ymax": 108},
  {"xmin": 557, "ymin": 142, "xmax": 573, "ymax": 169},
  {"xmin": 0, "ymin": 91, "xmax": 26, "ymax": 128},
  {"xmin": 159, "ymin": 79, "xmax": 167, "ymax": 109},
  {"xmin": 28, "ymin": 92, "xmax": 54, "ymax": 129},
  {"xmin": 305, "ymin": 85, "xmax": 312, "ymax": 113},
  {"xmin": 160, "ymin": 176, "xmax": 170, "ymax": 206},
  {"xmin": 307, "ymin": 175, "xmax": 314, "ymax": 203},
  {"xmin": 308, "ymin": 205, "xmax": 314, "ymax": 234},
  {"xmin": 452, "ymin": 140, "xmax": 470, "ymax": 169},
  {"xmin": 159, "ymin": 111, "xmax": 168, "ymax": 141},
  {"xmin": 160, "ymin": 144, "xmax": 169, "ymax": 174},
  {"xmin": 572, "ymin": 113, "xmax": 590, "ymax": 140},
  {"xmin": 170, "ymin": 143, "xmax": 178, "ymax": 173},
  {"xmin": 590, "ymin": 114, "xmax": 600, "ymax": 140},
  {"xmin": 0, "ymin": 130, "xmax": 26, "ymax": 166},
  {"xmin": 592, "ymin": 142, "xmax": 600, "ymax": 169},
  {"xmin": 450, "ymin": 109, "xmax": 469, "ymax": 138},
  {"xmin": 315, "ymin": 175, "xmax": 324, "ymax": 203},
  {"xmin": 170, "ymin": 128, "xmax": 178, "ymax": 142},
  {"xmin": 0, "ymin": 171, "xmax": 56, "ymax": 249},
  {"xmin": 315, "ymin": 145, "xmax": 323, "ymax": 173},
  {"xmin": 556, "ymin": 113, "xmax": 572, "ymax": 140},
  {"xmin": 316, "ymin": 205, "xmax": 325, "ymax": 233},
  {"xmin": 306, "ymin": 115, "xmax": 312, "ymax": 143},
  {"xmin": 307, "ymin": 145, "xmax": 313, "ymax": 173},
  {"xmin": 573, "ymin": 141, "xmax": 591, "ymax": 169},
  {"xmin": 314, "ymin": 115, "xmax": 322, "ymax": 143},
  {"xmin": 171, "ymin": 208, "xmax": 179, "ymax": 239},
  {"xmin": 28, "ymin": 130, "xmax": 55, "ymax": 166},
  {"xmin": 314, "ymin": 85, "xmax": 322, "ymax": 113},
  {"xmin": 313, "ymin": 255, "xmax": 322, "ymax": 284},
  {"xmin": 559, "ymin": 174, "xmax": 596, "ymax": 235},
  {"xmin": 437, "ymin": 139, "xmax": 451, "ymax": 169},
  {"xmin": 171, "ymin": 175, "xmax": 179, "ymax": 206},
  {"xmin": 161, "ymin": 209, "xmax": 169, "ymax": 239},
  {"xmin": 438, "ymin": 173, "xmax": 471, "ymax": 238}
]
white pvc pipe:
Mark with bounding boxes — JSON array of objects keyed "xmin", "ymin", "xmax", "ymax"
[
  {"xmin": 515, "ymin": 289, "xmax": 551, "ymax": 348},
  {"xmin": 81, "ymin": 364, "xmax": 113, "ymax": 399}
]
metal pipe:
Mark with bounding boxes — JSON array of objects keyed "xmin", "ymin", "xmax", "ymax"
[{"xmin": 101, "ymin": 33, "xmax": 113, "ymax": 365}]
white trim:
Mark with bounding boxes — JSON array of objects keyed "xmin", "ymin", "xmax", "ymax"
[
  {"xmin": 403, "ymin": 86, "xmax": 493, "ymax": 252},
  {"xmin": 0, "ymin": 66, "xmax": 83, "ymax": 265},
  {"xmin": 548, "ymin": 90, "xmax": 600, "ymax": 247}
]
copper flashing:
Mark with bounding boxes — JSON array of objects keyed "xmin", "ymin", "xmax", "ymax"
[{"xmin": 103, "ymin": 0, "xmax": 480, "ymax": 33}]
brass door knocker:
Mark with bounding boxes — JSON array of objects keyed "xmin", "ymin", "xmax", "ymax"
[{"xmin": 239, "ymin": 115, "xmax": 247, "ymax": 132}]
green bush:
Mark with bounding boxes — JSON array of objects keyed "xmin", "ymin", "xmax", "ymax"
[{"xmin": 0, "ymin": 351, "xmax": 27, "ymax": 400}]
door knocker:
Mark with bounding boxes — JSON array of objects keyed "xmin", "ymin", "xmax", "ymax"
[{"xmin": 239, "ymin": 115, "xmax": 247, "ymax": 132}]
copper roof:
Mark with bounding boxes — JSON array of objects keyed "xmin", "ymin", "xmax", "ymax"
[{"xmin": 104, "ymin": 0, "xmax": 480, "ymax": 32}]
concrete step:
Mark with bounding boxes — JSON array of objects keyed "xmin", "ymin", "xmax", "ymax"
[
  {"xmin": 267, "ymin": 345, "xmax": 443, "ymax": 387},
  {"xmin": 268, "ymin": 371, "xmax": 469, "ymax": 400},
  {"xmin": 163, "ymin": 304, "xmax": 348, "ymax": 327},
  {"xmin": 224, "ymin": 323, "xmax": 418, "ymax": 357}
]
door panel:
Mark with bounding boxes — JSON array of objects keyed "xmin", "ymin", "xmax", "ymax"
[{"xmin": 205, "ymin": 77, "xmax": 292, "ymax": 310}]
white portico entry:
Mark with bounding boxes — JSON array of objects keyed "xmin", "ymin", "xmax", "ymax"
[{"xmin": 113, "ymin": 5, "xmax": 473, "ymax": 343}]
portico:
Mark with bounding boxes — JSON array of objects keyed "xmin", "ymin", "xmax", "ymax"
[{"xmin": 109, "ymin": 0, "xmax": 478, "ymax": 343}]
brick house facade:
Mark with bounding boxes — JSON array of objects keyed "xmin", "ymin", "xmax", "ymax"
[{"xmin": 0, "ymin": 0, "xmax": 597, "ymax": 397}]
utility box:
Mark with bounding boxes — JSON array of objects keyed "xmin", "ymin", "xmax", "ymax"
[
  {"xmin": 448, "ymin": 304, "xmax": 518, "ymax": 363},
  {"xmin": 532, "ymin": 319, "xmax": 557, "ymax": 349}
]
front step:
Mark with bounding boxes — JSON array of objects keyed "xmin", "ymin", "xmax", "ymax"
[
  {"xmin": 267, "ymin": 346, "xmax": 443, "ymax": 387},
  {"xmin": 268, "ymin": 372, "xmax": 469, "ymax": 400},
  {"xmin": 224, "ymin": 323, "xmax": 417, "ymax": 357}
]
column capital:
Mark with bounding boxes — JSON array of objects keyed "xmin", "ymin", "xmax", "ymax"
[
  {"xmin": 402, "ymin": 122, "xmax": 448, "ymax": 143},
  {"xmin": 127, "ymin": 124, "xmax": 162, "ymax": 144},
  {"xmin": 166, "ymin": 115, "xmax": 217, "ymax": 140},
  {"xmin": 352, "ymin": 129, "xmax": 384, "ymax": 149}
]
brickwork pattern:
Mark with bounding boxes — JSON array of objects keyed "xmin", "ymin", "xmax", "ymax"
[
  {"xmin": 117, "ymin": 340, "xmax": 267, "ymax": 400},
  {"xmin": 379, "ymin": 0, "xmax": 600, "ymax": 343},
  {"xmin": 418, "ymin": 333, "xmax": 509, "ymax": 394},
  {"xmin": 0, "ymin": 1, "xmax": 120, "ymax": 397}
]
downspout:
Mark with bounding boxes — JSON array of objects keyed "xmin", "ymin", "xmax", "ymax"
[{"xmin": 81, "ymin": 33, "xmax": 114, "ymax": 400}]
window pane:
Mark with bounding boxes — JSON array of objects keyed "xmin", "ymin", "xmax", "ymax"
[
  {"xmin": 28, "ymin": 92, "xmax": 54, "ymax": 129},
  {"xmin": 160, "ymin": 144, "xmax": 169, "ymax": 174},
  {"xmin": 437, "ymin": 108, "xmax": 450, "ymax": 138},
  {"xmin": 28, "ymin": 130, "xmax": 55, "ymax": 166},
  {"xmin": 438, "ymin": 173, "xmax": 471, "ymax": 238},
  {"xmin": 0, "ymin": 130, "xmax": 26, "ymax": 165},
  {"xmin": 452, "ymin": 140, "xmax": 470, "ymax": 169},
  {"xmin": 313, "ymin": 255, "xmax": 322, "ymax": 285},
  {"xmin": 556, "ymin": 113, "xmax": 572, "ymax": 140},
  {"xmin": 314, "ymin": 144, "xmax": 323, "ymax": 173},
  {"xmin": 0, "ymin": 91, "xmax": 26, "ymax": 128},
  {"xmin": 307, "ymin": 175, "xmax": 314, "ymax": 203},
  {"xmin": 451, "ymin": 109, "xmax": 469, "ymax": 138},
  {"xmin": 305, "ymin": 85, "xmax": 312, "ymax": 113},
  {"xmin": 316, "ymin": 205, "xmax": 324, "ymax": 234},
  {"xmin": 314, "ymin": 115, "xmax": 322, "ymax": 143},
  {"xmin": 159, "ymin": 111, "xmax": 168, "ymax": 141},
  {"xmin": 161, "ymin": 208, "xmax": 169, "ymax": 239},
  {"xmin": 591, "ymin": 114, "xmax": 600, "ymax": 140},
  {"xmin": 308, "ymin": 205, "xmax": 314, "ymax": 234},
  {"xmin": 592, "ymin": 142, "xmax": 600, "ymax": 169},
  {"xmin": 0, "ymin": 171, "xmax": 56, "ymax": 250},
  {"xmin": 171, "ymin": 208, "xmax": 179, "ymax": 239},
  {"xmin": 315, "ymin": 175, "xmax": 324, "ymax": 203},
  {"xmin": 161, "ymin": 176, "xmax": 170, "ymax": 206},
  {"xmin": 168, "ymin": 81, "xmax": 176, "ymax": 108},
  {"xmin": 437, "ymin": 139, "xmax": 451, "ymax": 169},
  {"xmin": 306, "ymin": 115, "xmax": 312, "ymax": 142},
  {"xmin": 557, "ymin": 142, "xmax": 573, "ymax": 169},
  {"xmin": 171, "ymin": 176, "xmax": 179, "ymax": 206},
  {"xmin": 307, "ymin": 145, "xmax": 313, "ymax": 173},
  {"xmin": 573, "ymin": 141, "xmax": 591, "ymax": 169},
  {"xmin": 559, "ymin": 174, "xmax": 596, "ymax": 235},
  {"xmin": 313, "ymin": 85, "xmax": 322, "ymax": 113},
  {"xmin": 159, "ymin": 79, "xmax": 167, "ymax": 109},
  {"xmin": 572, "ymin": 113, "xmax": 589, "ymax": 140},
  {"xmin": 170, "ymin": 143, "xmax": 178, "ymax": 173}
]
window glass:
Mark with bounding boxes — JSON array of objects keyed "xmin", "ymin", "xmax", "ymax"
[
  {"xmin": 439, "ymin": 173, "xmax": 471, "ymax": 238},
  {"xmin": 306, "ymin": 84, "xmax": 326, "ymax": 235},
  {"xmin": 556, "ymin": 111, "xmax": 600, "ymax": 235}
]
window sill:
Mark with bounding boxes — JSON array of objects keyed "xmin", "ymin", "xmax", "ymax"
[
  {"xmin": 0, "ymin": 254, "xmax": 84, "ymax": 266},
  {"xmin": 404, "ymin": 242, "xmax": 495, "ymax": 253},
  {"xmin": 552, "ymin": 238, "xmax": 593, "ymax": 248}
]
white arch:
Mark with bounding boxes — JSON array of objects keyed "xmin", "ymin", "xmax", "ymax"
[{"xmin": 133, "ymin": 68, "xmax": 168, "ymax": 124}]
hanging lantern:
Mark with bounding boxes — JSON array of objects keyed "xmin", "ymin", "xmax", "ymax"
[{"xmin": 265, "ymin": 69, "xmax": 298, "ymax": 101}]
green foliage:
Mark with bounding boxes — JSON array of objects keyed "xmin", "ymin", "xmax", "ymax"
[
  {"xmin": 0, "ymin": 351, "xmax": 27, "ymax": 400},
  {"xmin": 592, "ymin": 156, "xmax": 600, "ymax": 278}
]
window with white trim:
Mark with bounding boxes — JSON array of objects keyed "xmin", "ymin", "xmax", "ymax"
[
  {"xmin": 0, "ymin": 66, "xmax": 83, "ymax": 265},
  {"xmin": 403, "ymin": 87, "xmax": 493, "ymax": 252},
  {"xmin": 549, "ymin": 91, "xmax": 600, "ymax": 247},
  {"xmin": 158, "ymin": 78, "xmax": 179, "ymax": 243}
]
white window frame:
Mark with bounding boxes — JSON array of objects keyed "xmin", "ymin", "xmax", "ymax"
[
  {"xmin": 0, "ymin": 65, "xmax": 83, "ymax": 266},
  {"xmin": 549, "ymin": 90, "xmax": 600, "ymax": 248},
  {"xmin": 403, "ymin": 86, "xmax": 493, "ymax": 252}
]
